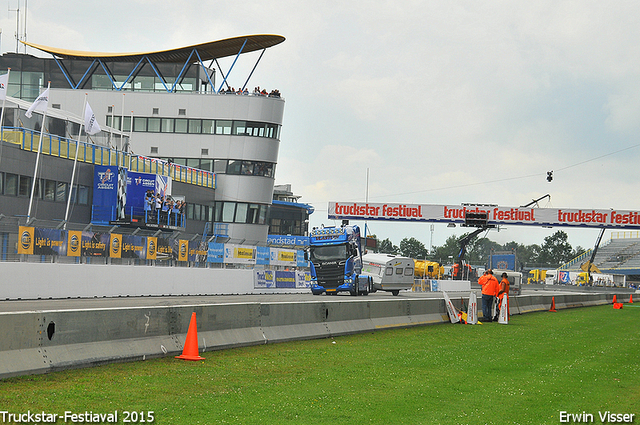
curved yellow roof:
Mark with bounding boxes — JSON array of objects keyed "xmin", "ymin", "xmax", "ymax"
[{"xmin": 22, "ymin": 34, "xmax": 285, "ymax": 63}]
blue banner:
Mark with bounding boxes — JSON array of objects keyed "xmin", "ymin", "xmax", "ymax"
[
  {"xmin": 127, "ymin": 171, "xmax": 156, "ymax": 210},
  {"xmin": 267, "ymin": 235, "xmax": 309, "ymax": 247},
  {"xmin": 297, "ymin": 250, "xmax": 308, "ymax": 267},
  {"xmin": 491, "ymin": 254, "xmax": 516, "ymax": 270},
  {"xmin": 256, "ymin": 246, "xmax": 270, "ymax": 265},
  {"xmin": 92, "ymin": 165, "xmax": 118, "ymax": 208},
  {"xmin": 275, "ymin": 271, "xmax": 296, "ymax": 288},
  {"xmin": 207, "ymin": 242, "xmax": 224, "ymax": 263}
]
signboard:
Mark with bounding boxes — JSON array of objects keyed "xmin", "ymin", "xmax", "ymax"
[{"xmin": 328, "ymin": 202, "xmax": 640, "ymax": 229}]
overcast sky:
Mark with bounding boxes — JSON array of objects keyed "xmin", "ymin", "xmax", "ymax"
[{"xmin": 3, "ymin": 0, "xmax": 640, "ymax": 252}]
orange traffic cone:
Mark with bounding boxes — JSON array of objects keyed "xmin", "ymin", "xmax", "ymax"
[
  {"xmin": 175, "ymin": 312, "xmax": 205, "ymax": 361},
  {"xmin": 613, "ymin": 295, "xmax": 617, "ymax": 304},
  {"xmin": 630, "ymin": 294, "xmax": 634, "ymax": 304},
  {"xmin": 613, "ymin": 302, "xmax": 624, "ymax": 309},
  {"xmin": 549, "ymin": 297, "xmax": 557, "ymax": 312}
]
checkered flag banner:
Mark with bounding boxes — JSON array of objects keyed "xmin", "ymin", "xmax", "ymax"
[{"xmin": 116, "ymin": 168, "xmax": 128, "ymax": 220}]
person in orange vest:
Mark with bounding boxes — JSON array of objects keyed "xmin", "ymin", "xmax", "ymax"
[
  {"xmin": 496, "ymin": 272, "xmax": 510, "ymax": 320},
  {"xmin": 479, "ymin": 269, "xmax": 499, "ymax": 321}
]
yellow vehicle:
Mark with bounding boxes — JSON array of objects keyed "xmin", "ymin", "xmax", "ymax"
[
  {"xmin": 414, "ymin": 260, "xmax": 442, "ymax": 279},
  {"xmin": 528, "ymin": 269, "xmax": 546, "ymax": 284}
]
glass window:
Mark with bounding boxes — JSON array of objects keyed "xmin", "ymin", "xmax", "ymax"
[
  {"xmin": 235, "ymin": 203, "xmax": 248, "ymax": 223},
  {"xmin": 133, "ymin": 117, "xmax": 147, "ymax": 132},
  {"xmin": 247, "ymin": 204, "xmax": 260, "ymax": 224},
  {"xmin": 122, "ymin": 116, "xmax": 132, "ymax": 132},
  {"xmin": 186, "ymin": 159, "xmax": 199, "ymax": 168},
  {"xmin": 264, "ymin": 163, "xmax": 274, "ymax": 178},
  {"xmin": 186, "ymin": 202, "xmax": 194, "ymax": 220},
  {"xmin": 395, "ymin": 268, "xmax": 403, "ymax": 275},
  {"xmin": 404, "ymin": 268, "xmax": 414, "ymax": 276},
  {"xmin": 232, "ymin": 121, "xmax": 246, "ymax": 136},
  {"xmin": 188, "ymin": 119, "xmax": 202, "ymax": 134},
  {"xmin": 77, "ymin": 185, "xmax": 89, "ymax": 205},
  {"xmin": 161, "ymin": 118, "xmax": 174, "ymax": 133},
  {"xmin": 226, "ymin": 160, "xmax": 242, "ymax": 175},
  {"xmin": 194, "ymin": 204, "xmax": 201, "ymax": 221},
  {"xmin": 385, "ymin": 267, "xmax": 393, "ymax": 276},
  {"xmin": 56, "ymin": 182, "xmax": 67, "ymax": 202},
  {"xmin": 4, "ymin": 173, "xmax": 17, "ymax": 196},
  {"xmin": 222, "ymin": 202, "xmax": 235, "ymax": 222},
  {"xmin": 91, "ymin": 74, "xmax": 113, "ymax": 91},
  {"xmin": 0, "ymin": 172, "xmax": 3, "ymax": 194},
  {"xmin": 213, "ymin": 160, "xmax": 227, "ymax": 173},
  {"xmin": 216, "ymin": 120, "xmax": 232, "ymax": 135},
  {"xmin": 107, "ymin": 116, "xmax": 121, "ymax": 130},
  {"xmin": 133, "ymin": 76, "xmax": 154, "ymax": 92},
  {"xmin": 259, "ymin": 205, "xmax": 268, "ymax": 225},
  {"xmin": 44, "ymin": 180, "xmax": 56, "ymax": 201},
  {"xmin": 202, "ymin": 120, "xmax": 215, "ymax": 134},
  {"xmin": 199, "ymin": 159, "xmax": 212, "ymax": 172},
  {"xmin": 18, "ymin": 175, "xmax": 31, "ymax": 197},
  {"xmin": 175, "ymin": 119, "xmax": 188, "ymax": 133},
  {"xmin": 148, "ymin": 118, "xmax": 161, "ymax": 132},
  {"xmin": 241, "ymin": 161, "xmax": 255, "ymax": 175}
]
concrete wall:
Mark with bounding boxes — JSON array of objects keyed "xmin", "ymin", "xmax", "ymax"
[
  {"xmin": 0, "ymin": 292, "xmax": 613, "ymax": 379},
  {"xmin": 0, "ymin": 262, "xmax": 307, "ymax": 299}
]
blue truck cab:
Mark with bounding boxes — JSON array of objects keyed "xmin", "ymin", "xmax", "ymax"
[{"xmin": 307, "ymin": 225, "xmax": 372, "ymax": 296}]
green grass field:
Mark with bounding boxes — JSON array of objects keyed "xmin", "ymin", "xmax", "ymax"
[{"xmin": 1, "ymin": 304, "xmax": 638, "ymax": 424}]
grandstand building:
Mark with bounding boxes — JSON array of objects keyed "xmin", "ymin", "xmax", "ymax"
[
  {"xmin": 562, "ymin": 233, "xmax": 640, "ymax": 284},
  {"xmin": 0, "ymin": 35, "xmax": 286, "ymax": 245}
]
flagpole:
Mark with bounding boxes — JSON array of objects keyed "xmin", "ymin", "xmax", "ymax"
[
  {"xmin": 64, "ymin": 93, "xmax": 87, "ymax": 227},
  {"xmin": 0, "ymin": 68, "xmax": 10, "ymax": 169},
  {"xmin": 26, "ymin": 81, "xmax": 50, "ymax": 223}
]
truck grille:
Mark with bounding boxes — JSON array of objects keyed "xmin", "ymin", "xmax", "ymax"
[{"xmin": 313, "ymin": 261, "xmax": 345, "ymax": 288}]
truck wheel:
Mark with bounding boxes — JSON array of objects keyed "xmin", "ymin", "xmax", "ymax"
[{"xmin": 392, "ymin": 290, "xmax": 400, "ymax": 296}]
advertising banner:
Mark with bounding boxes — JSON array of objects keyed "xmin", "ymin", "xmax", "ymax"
[
  {"xmin": 177, "ymin": 240, "xmax": 189, "ymax": 261},
  {"xmin": 491, "ymin": 254, "xmax": 516, "ymax": 270},
  {"xmin": 155, "ymin": 237, "xmax": 172, "ymax": 260},
  {"xmin": 81, "ymin": 232, "xmax": 109, "ymax": 257},
  {"xmin": 189, "ymin": 241, "xmax": 208, "ymax": 262},
  {"xmin": 328, "ymin": 201, "xmax": 640, "ymax": 229},
  {"xmin": 146, "ymin": 237, "xmax": 157, "ymax": 260},
  {"xmin": 109, "ymin": 233, "xmax": 122, "ymax": 258},
  {"xmin": 255, "ymin": 269, "xmax": 276, "ymax": 288},
  {"xmin": 275, "ymin": 270, "xmax": 296, "ymax": 288},
  {"xmin": 224, "ymin": 244, "xmax": 256, "ymax": 264},
  {"xmin": 127, "ymin": 171, "xmax": 156, "ymax": 210},
  {"xmin": 267, "ymin": 235, "xmax": 309, "ymax": 247},
  {"xmin": 121, "ymin": 235, "xmax": 146, "ymax": 259},
  {"xmin": 207, "ymin": 242, "xmax": 224, "ymax": 263},
  {"xmin": 31, "ymin": 228, "xmax": 65, "ymax": 256},
  {"xmin": 297, "ymin": 250, "xmax": 308, "ymax": 268},
  {"xmin": 93, "ymin": 165, "xmax": 118, "ymax": 208},
  {"xmin": 256, "ymin": 246, "xmax": 270, "ymax": 265},
  {"xmin": 67, "ymin": 230, "xmax": 82, "ymax": 257},
  {"xmin": 17, "ymin": 226, "xmax": 34, "ymax": 255}
]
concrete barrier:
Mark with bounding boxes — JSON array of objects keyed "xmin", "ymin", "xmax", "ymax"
[{"xmin": 0, "ymin": 292, "xmax": 615, "ymax": 379}]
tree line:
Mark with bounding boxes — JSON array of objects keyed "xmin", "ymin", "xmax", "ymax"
[{"xmin": 369, "ymin": 230, "xmax": 586, "ymax": 270}]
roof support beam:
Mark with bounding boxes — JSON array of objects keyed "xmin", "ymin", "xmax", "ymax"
[
  {"xmin": 194, "ymin": 50, "xmax": 215, "ymax": 93},
  {"xmin": 241, "ymin": 48, "xmax": 266, "ymax": 92},
  {"xmin": 216, "ymin": 38, "xmax": 248, "ymax": 93}
]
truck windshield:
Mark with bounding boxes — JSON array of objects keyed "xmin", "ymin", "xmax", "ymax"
[{"xmin": 310, "ymin": 244, "xmax": 347, "ymax": 262}]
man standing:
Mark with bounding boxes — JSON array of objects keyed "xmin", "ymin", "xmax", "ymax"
[
  {"xmin": 479, "ymin": 269, "xmax": 499, "ymax": 322},
  {"xmin": 497, "ymin": 272, "xmax": 510, "ymax": 319}
]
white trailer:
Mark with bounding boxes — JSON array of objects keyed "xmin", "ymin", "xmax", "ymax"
[{"xmin": 361, "ymin": 253, "xmax": 414, "ymax": 296}]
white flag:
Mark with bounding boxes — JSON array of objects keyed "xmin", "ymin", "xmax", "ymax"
[
  {"xmin": 443, "ymin": 291, "xmax": 460, "ymax": 324},
  {"xmin": 0, "ymin": 73, "xmax": 9, "ymax": 101},
  {"xmin": 467, "ymin": 292, "xmax": 478, "ymax": 325},
  {"xmin": 498, "ymin": 295, "xmax": 509, "ymax": 324},
  {"xmin": 25, "ymin": 87, "xmax": 50, "ymax": 118},
  {"xmin": 84, "ymin": 102, "xmax": 101, "ymax": 135}
]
